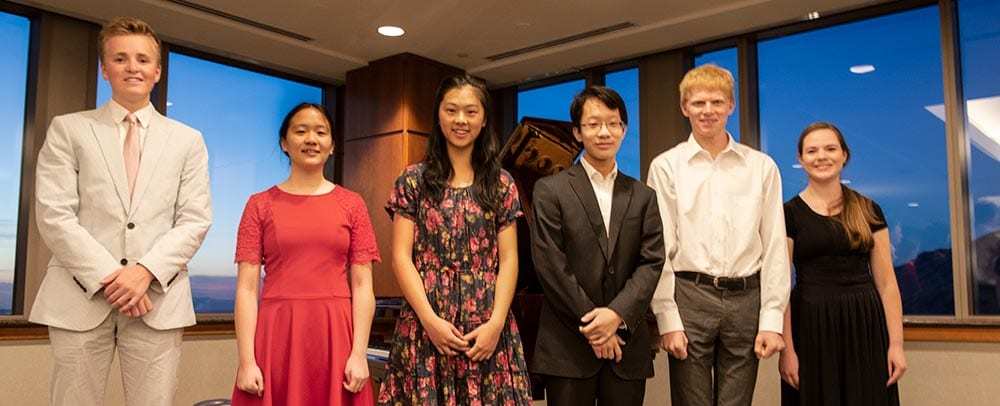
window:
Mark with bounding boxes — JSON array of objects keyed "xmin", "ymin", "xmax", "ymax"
[
  {"xmin": 96, "ymin": 72, "xmax": 111, "ymax": 107},
  {"xmin": 165, "ymin": 52, "xmax": 323, "ymax": 313},
  {"xmin": 0, "ymin": 11, "xmax": 30, "ymax": 315},
  {"xmin": 695, "ymin": 47, "xmax": 741, "ymax": 141},
  {"xmin": 958, "ymin": 0, "xmax": 1000, "ymax": 315},
  {"xmin": 758, "ymin": 6, "xmax": 953, "ymax": 315},
  {"xmin": 605, "ymin": 68, "xmax": 640, "ymax": 179},
  {"xmin": 517, "ymin": 79, "xmax": 585, "ymax": 122}
]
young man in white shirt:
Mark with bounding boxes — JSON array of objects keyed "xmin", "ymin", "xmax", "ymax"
[{"xmin": 646, "ymin": 64, "xmax": 790, "ymax": 406}]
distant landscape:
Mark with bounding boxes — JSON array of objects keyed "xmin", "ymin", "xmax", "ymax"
[
  {"xmin": 189, "ymin": 275, "xmax": 237, "ymax": 313},
  {"xmin": 2, "ymin": 252, "xmax": 995, "ymax": 316},
  {"xmin": 0, "ymin": 276, "xmax": 237, "ymax": 315},
  {"xmin": 0, "ymin": 281, "xmax": 11, "ymax": 314}
]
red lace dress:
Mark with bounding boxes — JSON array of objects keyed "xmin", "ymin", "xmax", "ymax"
[{"xmin": 231, "ymin": 186, "xmax": 380, "ymax": 406}]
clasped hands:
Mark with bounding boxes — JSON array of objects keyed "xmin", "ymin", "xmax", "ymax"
[
  {"xmin": 100, "ymin": 264, "xmax": 155, "ymax": 318},
  {"xmin": 421, "ymin": 315, "xmax": 503, "ymax": 362},
  {"xmin": 580, "ymin": 307, "xmax": 625, "ymax": 362}
]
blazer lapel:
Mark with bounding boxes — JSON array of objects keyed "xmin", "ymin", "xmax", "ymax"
[
  {"xmin": 90, "ymin": 105, "xmax": 130, "ymax": 214},
  {"xmin": 128, "ymin": 111, "xmax": 169, "ymax": 216},
  {"xmin": 567, "ymin": 164, "xmax": 609, "ymax": 261},
  {"xmin": 607, "ymin": 175, "xmax": 633, "ymax": 260}
]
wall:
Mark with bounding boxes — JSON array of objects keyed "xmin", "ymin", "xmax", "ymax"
[
  {"xmin": 0, "ymin": 336, "xmax": 237, "ymax": 405},
  {"xmin": 2, "ymin": 338, "xmax": 998, "ymax": 405}
]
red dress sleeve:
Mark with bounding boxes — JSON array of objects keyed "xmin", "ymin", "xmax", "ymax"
[
  {"xmin": 235, "ymin": 193, "xmax": 264, "ymax": 264},
  {"xmin": 348, "ymin": 192, "xmax": 382, "ymax": 265}
]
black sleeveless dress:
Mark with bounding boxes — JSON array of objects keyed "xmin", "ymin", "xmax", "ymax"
[{"xmin": 781, "ymin": 195, "xmax": 900, "ymax": 406}]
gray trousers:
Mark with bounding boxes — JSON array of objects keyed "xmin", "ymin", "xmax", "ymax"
[{"xmin": 669, "ymin": 277, "xmax": 761, "ymax": 406}]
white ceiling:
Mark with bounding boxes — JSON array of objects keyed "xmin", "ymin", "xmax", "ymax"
[{"xmin": 15, "ymin": 0, "xmax": 885, "ymax": 86}]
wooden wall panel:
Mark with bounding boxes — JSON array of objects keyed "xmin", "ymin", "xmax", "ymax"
[
  {"xmin": 402, "ymin": 54, "xmax": 463, "ymax": 135},
  {"xmin": 343, "ymin": 133, "xmax": 405, "ymax": 297},
  {"xmin": 638, "ymin": 50, "xmax": 691, "ymax": 180},
  {"xmin": 342, "ymin": 53, "xmax": 461, "ymax": 297}
]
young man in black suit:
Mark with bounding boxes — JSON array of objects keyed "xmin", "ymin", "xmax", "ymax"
[{"xmin": 529, "ymin": 86, "xmax": 665, "ymax": 406}]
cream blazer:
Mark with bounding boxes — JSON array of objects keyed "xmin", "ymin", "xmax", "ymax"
[{"xmin": 30, "ymin": 102, "xmax": 212, "ymax": 331}]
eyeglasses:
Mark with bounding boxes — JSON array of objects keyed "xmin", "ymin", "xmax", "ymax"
[{"xmin": 580, "ymin": 121, "xmax": 625, "ymax": 133}]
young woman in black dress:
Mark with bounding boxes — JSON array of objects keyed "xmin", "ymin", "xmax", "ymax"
[{"xmin": 779, "ymin": 122, "xmax": 907, "ymax": 406}]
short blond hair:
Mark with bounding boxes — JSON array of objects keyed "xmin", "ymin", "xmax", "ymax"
[
  {"xmin": 679, "ymin": 64, "xmax": 735, "ymax": 105},
  {"xmin": 98, "ymin": 16, "xmax": 161, "ymax": 63}
]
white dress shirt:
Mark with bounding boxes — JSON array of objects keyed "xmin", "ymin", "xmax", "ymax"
[
  {"xmin": 646, "ymin": 134, "xmax": 790, "ymax": 334},
  {"xmin": 580, "ymin": 156, "xmax": 618, "ymax": 237},
  {"xmin": 106, "ymin": 99, "xmax": 154, "ymax": 150}
]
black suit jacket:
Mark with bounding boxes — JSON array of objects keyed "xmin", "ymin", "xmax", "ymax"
[{"xmin": 528, "ymin": 163, "xmax": 665, "ymax": 380}]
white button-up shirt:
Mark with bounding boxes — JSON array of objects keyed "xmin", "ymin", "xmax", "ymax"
[
  {"xmin": 646, "ymin": 134, "xmax": 790, "ymax": 334},
  {"xmin": 580, "ymin": 157, "xmax": 618, "ymax": 237},
  {"xmin": 107, "ymin": 99, "xmax": 154, "ymax": 150}
]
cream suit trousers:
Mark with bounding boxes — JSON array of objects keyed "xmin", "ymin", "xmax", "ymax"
[{"xmin": 48, "ymin": 311, "xmax": 183, "ymax": 406}]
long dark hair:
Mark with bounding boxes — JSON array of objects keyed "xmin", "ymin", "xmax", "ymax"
[
  {"xmin": 798, "ymin": 122, "xmax": 884, "ymax": 250},
  {"xmin": 422, "ymin": 74, "xmax": 501, "ymax": 214}
]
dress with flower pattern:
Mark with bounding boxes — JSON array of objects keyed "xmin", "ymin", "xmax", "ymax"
[{"xmin": 377, "ymin": 163, "xmax": 533, "ymax": 406}]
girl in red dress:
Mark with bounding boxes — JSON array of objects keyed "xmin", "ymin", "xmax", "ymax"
[{"xmin": 231, "ymin": 103, "xmax": 381, "ymax": 405}]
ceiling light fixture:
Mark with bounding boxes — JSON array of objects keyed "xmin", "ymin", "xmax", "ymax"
[
  {"xmin": 850, "ymin": 64, "xmax": 876, "ymax": 74},
  {"xmin": 377, "ymin": 26, "xmax": 405, "ymax": 37},
  {"xmin": 806, "ymin": 11, "xmax": 820, "ymax": 20}
]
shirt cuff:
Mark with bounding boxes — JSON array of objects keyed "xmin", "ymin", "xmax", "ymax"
[
  {"xmin": 758, "ymin": 308, "xmax": 784, "ymax": 334},
  {"xmin": 655, "ymin": 309, "xmax": 685, "ymax": 335}
]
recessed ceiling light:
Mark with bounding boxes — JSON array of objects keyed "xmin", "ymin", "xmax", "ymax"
[
  {"xmin": 377, "ymin": 26, "xmax": 405, "ymax": 37},
  {"xmin": 850, "ymin": 64, "xmax": 876, "ymax": 74},
  {"xmin": 792, "ymin": 164, "xmax": 803, "ymax": 169},
  {"xmin": 166, "ymin": 101, "xmax": 174, "ymax": 107},
  {"xmin": 840, "ymin": 179, "xmax": 852, "ymax": 184},
  {"xmin": 908, "ymin": 202, "xmax": 920, "ymax": 208},
  {"xmin": 806, "ymin": 11, "xmax": 820, "ymax": 20}
]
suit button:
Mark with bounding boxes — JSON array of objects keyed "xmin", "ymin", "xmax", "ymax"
[
  {"xmin": 127, "ymin": 222, "xmax": 135, "ymax": 230},
  {"xmin": 608, "ymin": 267, "xmax": 615, "ymax": 274},
  {"xmin": 120, "ymin": 258, "xmax": 128, "ymax": 265}
]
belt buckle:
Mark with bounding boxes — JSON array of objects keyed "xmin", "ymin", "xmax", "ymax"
[{"xmin": 712, "ymin": 276, "xmax": 722, "ymax": 289}]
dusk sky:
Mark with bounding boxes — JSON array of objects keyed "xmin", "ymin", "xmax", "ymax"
[
  {"xmin": 100, "ymin": 53, "xmax": 324, "ymax": 278},
  {"xmin": 0, "ymin": 12, "xmax": 29, "ymax": 286}
]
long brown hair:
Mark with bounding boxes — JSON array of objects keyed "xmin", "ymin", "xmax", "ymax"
[{"xmin": 798, "ymin": 122, "xmax": 885, "ymax": 250}]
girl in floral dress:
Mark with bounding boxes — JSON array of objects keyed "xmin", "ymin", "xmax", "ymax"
[{"xmin": 377, "ymin": 75, "xmax": 533, "ymax": 406}]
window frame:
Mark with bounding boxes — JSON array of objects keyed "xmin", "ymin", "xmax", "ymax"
[
  {"xmin": 4, "ymin": 0, "xmax": 999, "ymax": 341},
  {"xmin": 157, "ymin": 44, "xmax": 338, "ymax": 318},
  {"xmin": 0, "ymin": 6, "xmax": 340, "ymax": 338},
  {"xmin": 502, "ymin": 0, "xmax": 1000, "ymax": 339},
  {"xmin": 0, "ymin": 2, "xmax": 41, "ymax": 318}
]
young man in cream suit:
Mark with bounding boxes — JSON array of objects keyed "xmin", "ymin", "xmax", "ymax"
[{"xmin": 29, "ymin": 17, "xmax": 211, "ymax": 406}]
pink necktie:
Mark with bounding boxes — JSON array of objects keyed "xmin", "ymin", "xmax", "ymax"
[{"xmin": 123, "ymin": 113, "xmax": 141, "ymax": 202}]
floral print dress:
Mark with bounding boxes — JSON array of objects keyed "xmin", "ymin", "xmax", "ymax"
[{"xmin": 377, "ymin": 163, "xmax": 533, "ymax": 406}]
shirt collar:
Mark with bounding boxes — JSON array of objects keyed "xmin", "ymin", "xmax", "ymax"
[
  {"xmin": 107, "ymin": 99, "xmax": 155, "ymax": 129},
  {"xmin": 580, "ymin": 155, "xmax": 618, "ymax": 183},
  {"xmin": 683, "ymin": 132, "xmax": 746, "ymax": 163}
]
